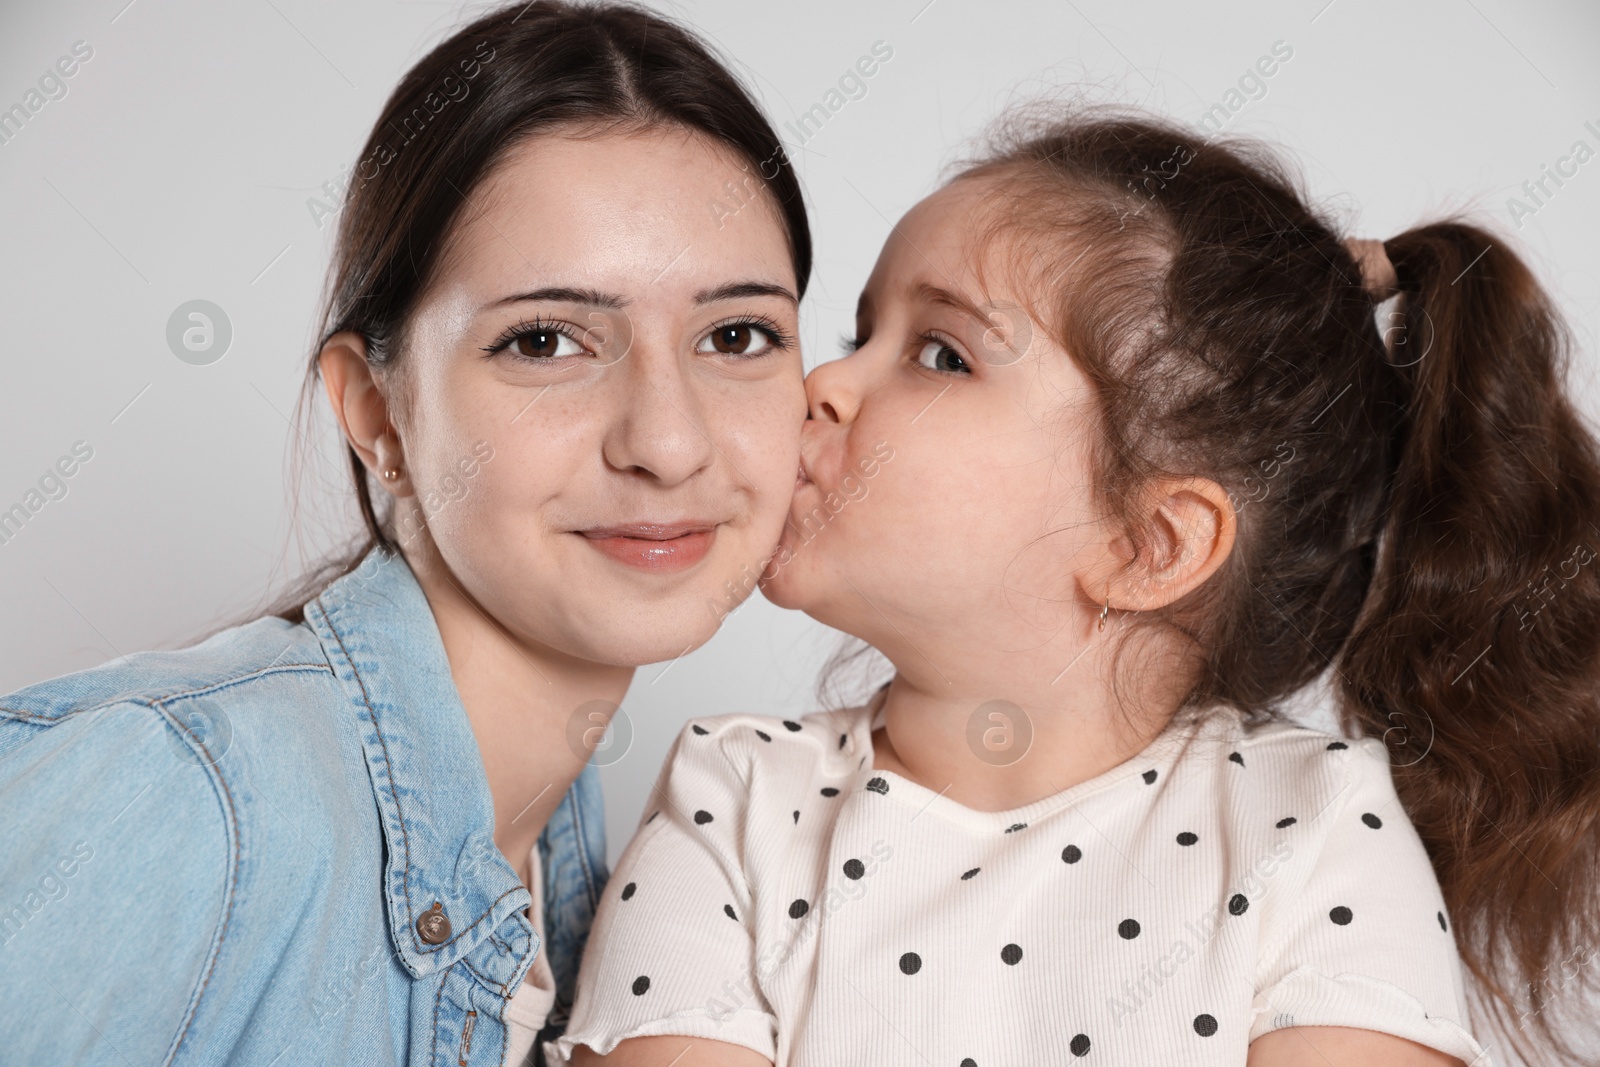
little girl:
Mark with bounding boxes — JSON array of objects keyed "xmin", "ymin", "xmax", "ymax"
[{"xmin": 551, "ymin": 109, "xmax": 1600, "ymax": 1066}]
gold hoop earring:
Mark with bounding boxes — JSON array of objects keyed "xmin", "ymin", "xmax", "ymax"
[{"xmin": 1097, "ymin": 596, "xmax": 1110, "ymax": 633}]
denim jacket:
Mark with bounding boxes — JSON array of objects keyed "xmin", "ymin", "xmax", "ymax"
[{"xmin": 0, "ymin": 547, "xmax": 609, "ymax": 1066}]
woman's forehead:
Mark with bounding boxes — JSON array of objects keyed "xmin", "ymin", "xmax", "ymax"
[{"xmin": 431, "ymin": 128, "xmax": 794, "ymax": 304}]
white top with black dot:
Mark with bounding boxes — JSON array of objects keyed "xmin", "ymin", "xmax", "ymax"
[
  {"xmin": 549, "ymin": 696, "xmax": 1491, "ymax": 1066},
  {"xmin": 508, "ymin": 846, "xmax": 556, "ymax": 1065}
]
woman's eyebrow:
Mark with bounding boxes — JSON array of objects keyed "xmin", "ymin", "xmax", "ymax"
[
  {"xmin": 694, "ymin": 281, "xmax": 797, "ymax": 306},
  {"xmin": 487, "ymin": 286, "xmax": 629, "ymax": 310}
]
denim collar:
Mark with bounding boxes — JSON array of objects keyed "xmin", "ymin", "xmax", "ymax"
[{"xmin": 304, "ymin": 546, "xmax": 536, "ymax": 989}]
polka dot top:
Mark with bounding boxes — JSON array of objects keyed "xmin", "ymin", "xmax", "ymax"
[{"xmin": 547, "ymin": 696, "xmax": 1491, "ymax": 1066}]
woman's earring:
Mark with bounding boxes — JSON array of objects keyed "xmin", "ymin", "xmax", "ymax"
[
  {"xmin": 1098, "ymin": 595, "xmax": 1110, "ymax": 633},
  {"xmin": 381, "ymin": 466, "xmax": 400, "ymax": 482}
]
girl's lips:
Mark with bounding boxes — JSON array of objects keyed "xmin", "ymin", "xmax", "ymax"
[{"xmin": 577, "ymin": 523, "xmax": 716, "ymax": 572}]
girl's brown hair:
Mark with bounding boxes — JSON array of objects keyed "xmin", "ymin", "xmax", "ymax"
[
  {"xmin": 263, "ymin": 0, "xmax": 810, "ymax": 621},
  {"xmin": 959, "ymin": 109, "xmax": 1600, "ymax": 1062}
]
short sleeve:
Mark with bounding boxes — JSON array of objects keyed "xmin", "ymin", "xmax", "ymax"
[
  {"xmin": 1250, "ymin": 736, "xmax": 1492, "ymax": 1063},
  {"xmin": 547, "ymin": 720, "xmax": 777, "ymax": 1065}
]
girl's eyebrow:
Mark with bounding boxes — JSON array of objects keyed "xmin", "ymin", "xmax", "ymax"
[
  {"xmin": 487, "ymin": 286, "xmax": 628, "ymax": 310},
  {"xmin": 912, "ymin": 281, "xmax": 987, "ymax": 323}
]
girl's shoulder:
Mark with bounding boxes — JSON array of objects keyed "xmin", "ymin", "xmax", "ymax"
[
  {"xmin": 671, "ymin": 704, "xmax": 875, "ymax": 772},
  {"xmin": 1182, "ymin": 707, "xmax": 1398, "ymax": 828},
  {"xmin": 1228, "ymin": 709, "xmax": 1388, "ymax": 779},
  {"xmin": 641, "ymin": 706, "xmax": 873, "ymax": 830}
]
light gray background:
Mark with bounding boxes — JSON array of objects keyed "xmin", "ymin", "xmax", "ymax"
[{"xmin": 3, "ymin": 3, "xmax": 1599, "ymax": 1047}]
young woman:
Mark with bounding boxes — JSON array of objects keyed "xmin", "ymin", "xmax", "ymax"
[
  {"xmin": 554, "ymin": 110, "xmax": 1600, "ymax": 1066},
  {"xmin": 0, "ymin": 3, "xmax": 811, "ymax": 1065}
]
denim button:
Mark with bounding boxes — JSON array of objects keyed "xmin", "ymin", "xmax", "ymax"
[{"xmin": 416, "ymin": 901, "xmax": 452, "ymax": 944}]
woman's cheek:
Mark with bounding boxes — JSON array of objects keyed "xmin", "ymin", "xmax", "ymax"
[
  {"xmin": 415, "ymin": 466, "xmax": 487, "ymax": 562},
  {"xmin": 432, "ymin": 437, "xmax": 535, "ymax": 550},
  {"xmin": 725, "ymin": 380, "xmax": 806, "ymax": 503}
]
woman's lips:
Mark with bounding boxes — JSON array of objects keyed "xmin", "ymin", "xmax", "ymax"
[{"xmin": 577, "ymin": 522, "xmax": 716, "ymax": 572}]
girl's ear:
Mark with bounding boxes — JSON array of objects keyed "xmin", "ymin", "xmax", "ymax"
[
  {"xmin": 318, "ymin": 333, "xmax": 412, "ymax": 497},
  {"xmin": 1091, "ymin": 477, "xmax": 1237, "ymax": 615}
]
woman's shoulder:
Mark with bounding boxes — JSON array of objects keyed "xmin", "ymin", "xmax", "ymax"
[
  {"xmin": 0, "ymin": 609, "xmax": 385, "ymax": 884},
  {"xmin": 0, "ymin": 616, "xmax": 390, "ymax": 1065},
  {"xmin": 0, "ymin": 613, "xmax": 332, "ymax": 727},
  {"xmin": 0, "ymin": 612, "xmax": 352, "ymax": 867}
]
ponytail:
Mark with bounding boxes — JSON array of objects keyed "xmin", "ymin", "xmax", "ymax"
[
  {"xmin": 962, "ymin": 111, "xmax": 1600, "ymax": 1060},
  {"xmin": 1340, "ymin": 222, "xmax": 1600, "ymax": 1062}
]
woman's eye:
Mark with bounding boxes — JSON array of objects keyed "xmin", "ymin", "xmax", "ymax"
[
  {"xmin": 698, "ymin": 322, "xmax": 775, "ymax": 357},
  {"xmin": 916, "ymin": 338, "xmax": 970, "ymax": 374},
  {"xmin": 509, "ymin": 327, "xmax": 583, "ymax": 360}
]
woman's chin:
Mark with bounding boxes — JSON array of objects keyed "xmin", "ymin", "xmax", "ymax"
[{"xmin": 591, "ymin": 613, "xmax": 721, "ymax": 668}]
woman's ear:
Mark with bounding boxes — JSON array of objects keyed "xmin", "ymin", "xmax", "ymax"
[
  {"xmin": 1085, "ymin": 477, "xmax": 1237, "ymax": 617},
  {"xmin": 318, "ymin": 333, "xmax": 411, "ymax": 497}
]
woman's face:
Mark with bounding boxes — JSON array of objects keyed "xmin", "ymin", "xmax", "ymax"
[
  {"xmin": 762, "ymin": 177, "xmax": 1114, "ymax": 682},
  {"xmin": 387, "ymin": 127, "xmax": 805, "ymax": 667}
]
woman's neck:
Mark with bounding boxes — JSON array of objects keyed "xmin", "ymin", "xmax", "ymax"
[{"xmin": 403, "ymin": 541, "xmax": 632, "ymax": 880}]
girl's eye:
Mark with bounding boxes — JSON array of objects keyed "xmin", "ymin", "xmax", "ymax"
[
  {"xmin": 509, "ymin": 327, "xmax": 583, "ymax": 360},
  {"xmin": 915, "ymin": 338, "xmax": 971, "ymax": 375},
  {"xmin": 697, "ymin": 322, "xmax": 777, "ymax": 357}
]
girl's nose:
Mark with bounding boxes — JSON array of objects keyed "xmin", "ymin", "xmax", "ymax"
[{"xmin": 804, "ymin": 353, "xmax": 865, "ymax": 425}]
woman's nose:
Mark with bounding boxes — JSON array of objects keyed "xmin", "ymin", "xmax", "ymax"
[{"xmin": 600, "ymin": 350, "xmax": 716, "ymax": 486}]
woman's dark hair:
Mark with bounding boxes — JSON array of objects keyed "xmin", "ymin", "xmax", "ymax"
[
  {"xmin": 953, "ymin": 108, "xmax": 1600, "ymax": 1062},
  {"xmin": 266, "ymin": 0, "xmax": 810, "ymax": 619}
]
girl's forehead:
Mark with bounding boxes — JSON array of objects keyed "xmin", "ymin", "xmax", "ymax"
[
  {"xmin": 871, "ymin": 188, "xmax": 978, "ymax": 279},
  {"xmin": 870, "ymin": 178, "xmax": 1031, "ymax": 310},
  {"xmin": 899, "ymin": 177, "xmax": 999, "ymax": 243}
]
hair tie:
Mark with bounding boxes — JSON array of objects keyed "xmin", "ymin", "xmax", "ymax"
[{"xmin": 1344, "ymin": 238, "xmax": 1399, "ymax": 299}]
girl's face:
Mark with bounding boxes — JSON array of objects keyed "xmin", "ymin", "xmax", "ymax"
[
  {"xmin": 377, "ymin": 128, "xmax": 805, "ymax": 667},
  {"xmin": 763, "ymin": 178, "xmax": 1116, "ymax": 686}
]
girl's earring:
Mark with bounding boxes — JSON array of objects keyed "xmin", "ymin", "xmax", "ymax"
[
  {"xmin": 1098, "ymin": 596, "xmax": 1110, "ymax": 633},
  {"xmin": 381, "ymin": 466, "xmax": 401, "ymax": 482}
]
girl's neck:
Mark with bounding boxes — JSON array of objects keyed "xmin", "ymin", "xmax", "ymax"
[
  {"xmin": 870, "ymin": 657, "xmax": 1183, "ymax": 814},
  {"xmin": 403, "ymin": 539, "xmax": 632, "ymax": 878}
]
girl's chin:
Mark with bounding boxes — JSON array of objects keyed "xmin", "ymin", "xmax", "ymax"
[
  {"xmin": 756, "ymin": 549, "xmax": 810, "ymax": 610},
  {"xmin": 756, "ymin": 569, "xmax": 799, "ymax": 609}
]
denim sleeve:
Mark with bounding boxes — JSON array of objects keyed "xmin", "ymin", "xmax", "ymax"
[
  {"xmin": 0, "ymin": 700, "xmax": 233, "ymax": 1066},
  {"xmin": 537, "ymin": 757, "xmax": 610, "ymax": 1040}
]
